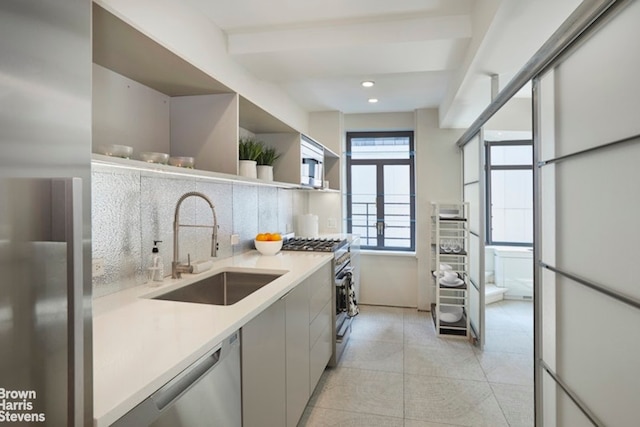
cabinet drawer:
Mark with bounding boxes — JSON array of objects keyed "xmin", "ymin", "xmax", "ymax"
[
  {"xmin": 309, "ymin": 266, "xmax": 331, "ymax": 322},
  {"xmin": 309, "ymin": 320, "xmax": 332, "ymax": 392},
  {"xmin": 309, "ymin": 300, "xmax": 331, "ymax": 350}
]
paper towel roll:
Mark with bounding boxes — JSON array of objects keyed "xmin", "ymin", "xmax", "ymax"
[{"xmin": 298, "ymin": 214, "xmax": 319, "ymax": 237}]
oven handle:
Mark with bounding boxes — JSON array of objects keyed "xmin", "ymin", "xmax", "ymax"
[{"xmin": 335, "ymin": 261, "xmax": 351, "ymax": 278}]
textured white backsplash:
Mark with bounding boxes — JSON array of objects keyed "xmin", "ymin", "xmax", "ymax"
[{"xmin": 91, "ymin": 163, "xmax": 303, "ymax": 298}]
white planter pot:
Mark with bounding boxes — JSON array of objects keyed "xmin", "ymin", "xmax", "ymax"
[
  {"xmin": 239, "ymin": 160, "xmax": 257, "ymax": 178},
  {"xmin": 257, "ymin": 165, "xmax": 274, "ymax": 181}
]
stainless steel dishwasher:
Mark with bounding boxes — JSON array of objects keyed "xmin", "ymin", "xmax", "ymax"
[{"xmin": 112, "ymin": 331, "xmax": 241, "ymax": 427}]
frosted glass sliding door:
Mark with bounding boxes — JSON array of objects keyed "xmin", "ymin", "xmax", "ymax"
[
  {"xmin": 534, "ymin": 2, "xmax": 640, "ymax": 425},
  {"xmin": 463, "ymin": 132, "xmax": 484, "ymax": 347}
]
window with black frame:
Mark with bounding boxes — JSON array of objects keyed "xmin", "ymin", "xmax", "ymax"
[
  {"xmin": 346, "ymin": 131, "xmax": 415, "ymax": 251},
  {"xmin": 486, "ymin": 140, "xmax": 533, "ymax": 246}
]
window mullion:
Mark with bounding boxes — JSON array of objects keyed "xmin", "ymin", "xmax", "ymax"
[{"xmin": 376, "ymin": 163, "xmax": 385, "ymax": 248}]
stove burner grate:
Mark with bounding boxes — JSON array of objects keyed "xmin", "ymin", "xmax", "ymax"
[{"xmin": 281, "ymin": 237, "xmax": 347, "ymax": 252}]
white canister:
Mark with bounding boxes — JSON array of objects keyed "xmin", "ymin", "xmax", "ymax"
[
  {"xmin": 297, "ymin": 214, "xmax": 319, "ymax": 237},
  {"xmin": 239, "ymin": 160, "xmax": 257, "ymax": 178}
]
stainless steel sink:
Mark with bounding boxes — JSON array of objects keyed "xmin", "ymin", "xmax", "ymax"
[{"xmin": 153, "ymin": 270, "xmax": 283, "ymax": 306}]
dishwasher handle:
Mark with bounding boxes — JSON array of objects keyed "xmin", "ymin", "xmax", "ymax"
[{"xmin": 153, "ymin": 347, "xmax": 221, "ymax": 410}]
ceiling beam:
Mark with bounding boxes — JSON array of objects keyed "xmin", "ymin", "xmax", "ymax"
[{"xmin": 227, "ymin": 14, "xmax": 471, "ymax": 55}]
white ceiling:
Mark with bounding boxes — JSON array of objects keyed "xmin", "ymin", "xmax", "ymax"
[{"xmin": 183, "ymin": 0, "xmax": 581, "ymax": 128}]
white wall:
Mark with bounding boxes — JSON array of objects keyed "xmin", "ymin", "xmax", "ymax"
[
  {"xmin": 96, "ymin": 0, "xmax": 309, "ymax": 134},
  {"xmin": 341, "ymin": 110, "xmax": 462, "ymax": 309},
  {"xmin": 415, "ymin": 109, "xmax": 465, "ymax": 310},
  {"xmin": 307, "ymin": 191, "xmax": 341, "ymax": 235},
  {"xmin": 309, "ymin": 111, "xmax": 343, "ymax": 155},
  {"xmin": 359, "ymin": 254, "xmax": 418, "ymax": 308},
  {"xmin": 92, "ymin": 64, "xmax": 171, "ymax": 153},
  {"xmin": 485, "ymin": 97, "xmax": 532, "ymax": 132},
  {"xmin": 345, "ymin": 112, "xmax": 415, "ymax": 132},
  {"xmin": 344, "ymin": 112, "xmax": 416, "ymax": 307}
]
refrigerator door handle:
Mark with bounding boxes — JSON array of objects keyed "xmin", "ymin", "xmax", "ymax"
[{"xmin": 59, "ymin": 177, "xmax": 86, "ymax": 427}]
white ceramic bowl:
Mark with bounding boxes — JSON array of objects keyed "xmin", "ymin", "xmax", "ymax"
[
  {"xmin": 139, "ymin": 152, "xmax": 170, "ymax": 164},
  {"xmin": 439, "ymin": 306, "xmax": 463, "ymax": 323},
  {"xmin": 97, "ymin": 144, "xmax": 133, "ymax": 158},
  {"xmin": 254, "ymin": 239, "xmax": 283, "ymax": 256},
  {"xmin": 169, "ymin": 156, "xmax": 195, "ymax": 168}
]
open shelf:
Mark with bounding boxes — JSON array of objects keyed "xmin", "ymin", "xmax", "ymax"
[
  {"xmin": 430, "ymin": 304, "xmax": 468, "ymax": 336},
  {"xmin": 92, "ymin": 4, "xmax": 340, "ymax": 191},
  {"xmin": 431, "ymin": 202, "xmax": 470, "ymax": 338}
]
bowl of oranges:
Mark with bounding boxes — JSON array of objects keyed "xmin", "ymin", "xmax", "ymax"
[{"xmin": 254, "ymin": 232, "xmax": 283, "ymax": 255}]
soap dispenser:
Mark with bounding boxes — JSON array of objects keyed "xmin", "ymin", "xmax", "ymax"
[{"xmin": 148, "ymin": 240, "xmax": 164, "ymax": 284}]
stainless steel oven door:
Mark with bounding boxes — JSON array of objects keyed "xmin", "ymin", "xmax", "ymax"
[
  {"xmin": 335, "ymin": 311, "xmax": 351, "ymax": 362},
  {"xmin": 332, "ymin": 264, "xmax": 352, "ymax": 366}
]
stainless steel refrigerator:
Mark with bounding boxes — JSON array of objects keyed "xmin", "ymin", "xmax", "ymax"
[{"xmin": 0, "ymin": 1, "xmax": 92, "ymax": 426}]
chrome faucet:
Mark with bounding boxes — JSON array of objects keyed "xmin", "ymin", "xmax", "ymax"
[{"xmin": 172, "ymin": 191, "xmax": 219, "ymax": 279}]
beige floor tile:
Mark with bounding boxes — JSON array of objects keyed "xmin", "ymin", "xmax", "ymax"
[
  {"xmin": 340, "ymin": 338, "xmax": 404, "ymax": 373},
  {"xmin": 476, "ymin": 351, "xmax": 533, "ymax": 386},
  {"xmin": 308, "ymin": 367, "xmax": 404, "ymax": 418},
  {"xmin": 498, "ymin": 300, "xmax": 532, "ymax": 314},
  {"xmin": 405, "ymin": 345, "xmax": 486, "ymax": 381},
  {"xmin": 404, "ymin": 318, "xmax": 438, "ymax": 343},
  {"xmin": 302, "ymin": 301, "xmax": 533, "ymax": 426},
  {"xmin": 404, "ymin": 375, "xmax": 509, "ymax": 426},
  {"xmin": 484, "ymin": 300, "xmax": 534, "ymax": 351},
  {"xmin": 484, "ymin": 311, "xmax": 524, "ymax": 332},
  {"xmin": 509, "ymin": 314, "xmax": 533, "ymax": 334},
  {"xmin": 298, "ymin": 406, "xmax": 404, "ymax": 426},
  {"xmin": 482, "ymin": 329, "xmax": 533, "ymax": 355},
  {"xmin": 350, "ymin": 316, "xmax": 404, "ymax": 343},
  {"xmin": 357, "ymin": 304, "xmax": 405, "ymax": 322},
  {"xmin": 404, "ymin": 420, "xmax": 467, "ymax": 427},
  {"xmin": 404, "ymin": 308, "xmax": 432, "ymax": 324},
  {"xmin": 404, "ymin": 321, "xmax": 474, "ymax": 352},
  {"xmin": 490, "ymin": 383, "xmax": 534, "ymax": 427}
]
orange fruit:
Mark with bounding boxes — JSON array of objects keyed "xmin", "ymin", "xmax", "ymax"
[
  {"xmin": 270, "ymin": 233, "xmax": 282, "ymax": 241},
  {"xmin": 255, "ymin": 233, "xmax": 268, "ymax": 241}
]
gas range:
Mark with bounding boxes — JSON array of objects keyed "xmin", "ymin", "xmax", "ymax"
[
  {"xmin": 282, "ymin": 236, "xmax": 355, "ymax": 367},
  {"xmin": 281, "ymin": 237, "xmax": 347, "ymax": 252}
]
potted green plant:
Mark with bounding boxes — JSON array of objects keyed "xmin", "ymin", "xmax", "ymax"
[
  {"xmin": 238, "ymin": 137, "xmax": 263, "ymax": 178},
  {"xmin": 256, "ymin": 146, "xmax": 280, "ymax": 181}
]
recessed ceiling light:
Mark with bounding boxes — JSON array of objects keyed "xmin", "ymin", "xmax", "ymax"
[
  {"xmin": 361, "ymin": 81, "xmax": 375, "ymax": 88},
  {"xmin": 368, "ymin": 98, "xmax": 379, "ymax": 103}
]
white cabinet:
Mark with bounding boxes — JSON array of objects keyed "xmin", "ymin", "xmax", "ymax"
[
  {"xmin": 285, "ymin": 279, "xmax": 310, "ymax": 427},
  {"xmin": 308, "ymin": 263, "xmax": 332, "ymax": 391},
  {"xmin": 242, "ymin": 262, "xmax": 333, "ymax": 427},
  {"xmin": 241, "ymin": 298, "xmax": 286, "ymax": 427},
  {"xmin": 431, "ymin": 202, "xmax": 470, "ymax": 337}
]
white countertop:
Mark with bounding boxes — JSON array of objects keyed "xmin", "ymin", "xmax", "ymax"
[{"xmin": 92, "ymin": 250, "xmax": 333, "ymax": 427}]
